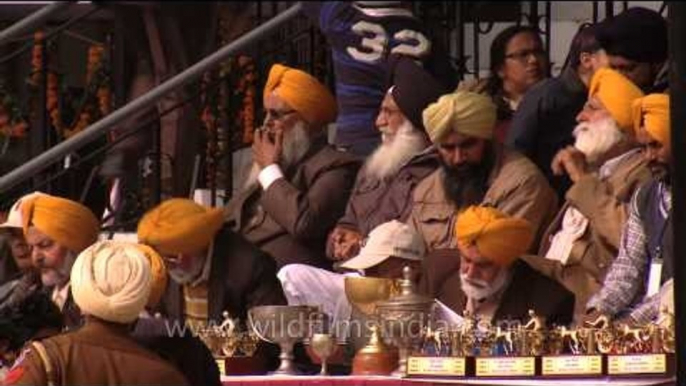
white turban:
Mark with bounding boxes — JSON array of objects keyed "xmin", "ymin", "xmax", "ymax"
[{"xmin": 71, "ymin": 240, "xmax": 152, "ymax": 324}]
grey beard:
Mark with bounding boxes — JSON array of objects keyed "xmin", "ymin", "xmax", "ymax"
[
  {"xmin": 460, "ymin": 268, "xmax": 511, "ymax": 301},
  {"xmin": 242, "ymin": 121, "xmax": 312, "ymax": 190},
  {"xmin": 364, "ymin": 120, "xmax": 426, "ymax": 181}
]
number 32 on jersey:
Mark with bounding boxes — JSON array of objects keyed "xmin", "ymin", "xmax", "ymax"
[{"xmin": 346, "ymin": 21, "xmax": 431, "ymax": 63}]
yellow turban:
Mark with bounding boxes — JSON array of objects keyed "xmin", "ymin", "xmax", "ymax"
[
  {"xmin": 589, "ymin": 68, "xmax": 644, "ymax": 132},
  {"xmin": 633, "ymin": 93, "xmax": 670, "ymax": 147},
  {"xmin": 264, "ymin": 64, "xmax": 337, "ymax": 127},
  {"xmin": 137, "ymin": 198, "xmax": 224, "ymax": 255},
  {"xmin": 71, "ymin": 240, "xmax": 151, "ymax": 324},
  {"xmin": 136, "ymin": 243, "xmax": 167, "ymax": 308},
  {"xmin": 422, "ymin": 91, "xmax": 497, "ymax": 143},
  {"xmin": 21, "ymin": 194, "xmax": 99, "ymax": 253},
  {"xmin": 455, "ymin": 206, "xmax": 534, "ymax": 267}
]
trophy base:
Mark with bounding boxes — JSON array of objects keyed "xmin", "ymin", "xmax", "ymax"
[
  {"xmin": 475, "ymin": 356, "xmax": 538, "ymax": 377},
  {"xmin": 541, "ymin": 355, "xmax": 603, "ymax": 377},
  {"xmin": 216, "ymin": 356, "xmax": 268, "ymax": 376},
  {"xmin": 607, "ymin": 353, "xmax": 675, "ymax": 377},
  {"xmin": 406, "ymin": 356, "xmax": 467, "ymax": 377}
]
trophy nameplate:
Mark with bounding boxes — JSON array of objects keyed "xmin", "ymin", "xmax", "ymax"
[
  {"xmin": 475, "ymin": 356, "xmax": 536, "ymax": 377},
  {"xmin": 608, "ymin": 354, "xmax": 667, "ymax": 375},
  {"xmin": 406, "ymin": 356, "xmax": 466, "ymax": 377},
  {"xmin": 542, "ymin": 355, "xmax": 603, "ymax": 376}
]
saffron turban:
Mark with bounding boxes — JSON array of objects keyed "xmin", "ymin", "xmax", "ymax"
[
  {"xmin": 423, "ymin": 91, "xmax": 497, "ymax": 143},
  {"xmin": 137, "ymin": 198, "xmax": 224, "ymax": 255},
  {"xmin": 588, "ymin": 68, "xmax": 644, "ymax": 132},
  {"xmin": 264, "ymin": 64, "xmax": 337, "ymax": 127},
  {"xmin": 633, "ymin": 93, "xmax": 670, "ymax": 147},
  {"xmin": 455, "ymin": 206, "xmax": 534, "ymax": 267},
  {"xmin": 136, "ymin": 243, "xmax": 167, "ymax": 308},
  {"xmin": 71, "ymin": 240, "xmax": 151, "ymax": 324},
  {"xmin": 21, "ymin": 194, "xmax": 99, "ymax": 253}
]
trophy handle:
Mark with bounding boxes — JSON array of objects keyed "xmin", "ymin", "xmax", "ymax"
[{"xmin": 247, "ymin": 308, "xmax": 274, "ymax": 344}]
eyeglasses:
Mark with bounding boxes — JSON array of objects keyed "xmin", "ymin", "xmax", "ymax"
[
  {"xmin": 505, "ymin": 48, "xmax": 546, "ymax": 63},
  {"xmin": 263, "ymin": 108, "xmax": 296, "ymax": 124}
]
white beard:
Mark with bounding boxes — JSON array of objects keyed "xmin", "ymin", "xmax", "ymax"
[
  {"xmin": 460, "ymin": 269, "xmax": 510, "ymax": 301},
  {"xmin": 243, "ymin": 121, "xmax": 312, "ymax": 189},
  {"xmin": 169, "ymin": 255, "xmax": 207, "ymax": 285},
  {"xmin": 573, "ymin": 118, "xmax": 625, "ymax": 164},
  {"xmin": 364, "ymin": 120, "xmax": 426, "ymax": 180},
  {"xmin": 40, "ymin": 251, "xmax": 76, "ymax": 287}
]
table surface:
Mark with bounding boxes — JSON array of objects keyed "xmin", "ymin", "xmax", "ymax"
[{"xmin": 221, "ymin": 375, "xmax": 676, "ymax": 386}]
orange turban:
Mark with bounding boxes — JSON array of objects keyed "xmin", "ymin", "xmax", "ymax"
[
  {"xmin": 633, "ymin": 93, "xmax": 670, "ymax": 147},
  {"xmin": 136, "ymin": 243, "xmax": 168, "ymax": 308},
  {"xmin": 21, "ymin": 194, "xmax": 99, "ymax": 253},
  {"xmin": 588, "ymin": 68, "xmax": 644, "ymax": 132},
  {"xmin": 455, "ymin": 206, "xmax": 534, "ymax": 267},
  {"xmin": 264, "ymin": 64, "xmax": 337, "ymax": 127},
  {"xmin": 137, "ymin": 198, "xmax": 224, "ymax": 255}
]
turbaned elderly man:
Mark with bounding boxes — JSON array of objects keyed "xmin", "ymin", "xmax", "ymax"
[
  {"xmin": 522, "ymin": 68, "xmax": 651, "ymax": 321},
  {"xmin": 419, "ymin": 206, "xmax": 574, "ymax": 327},
  {"xmin": 20, "ymin": 194, "xmax": 100, "ymax": 330},
  {"xmin": 409, "ymin": 91, "xmax": 558, "ymax": 251},
  {"xmin": 583, "ymin": 93, "xmax": 673, "ymax": 326},
  {"xmin": 226, "ymin": 64, "xmax": 361, "ymax": 269}
]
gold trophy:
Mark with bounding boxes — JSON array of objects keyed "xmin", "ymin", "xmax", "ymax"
[
  {"xmin": 310, "ymin": 333, "xmax": 338, "ymax": 375},
  {"xmin": 344, "ymin": 276, "xmax": 398, "ymax": 375}
]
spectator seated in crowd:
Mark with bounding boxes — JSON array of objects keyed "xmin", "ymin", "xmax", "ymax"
[
  {"xmin": 21, "ymin": 194, "xmax": 100, "ymax": 330},
  {"xmin": 584, "ymin": 93, "xmax": 672, "ymax": 326},
  {"xmin": 278, "ymin": 220, "xmax": 424, "ymax": 343},
  {"xmin": 6, "ymin": 240, "xmax": 188, "ymax": 386},
  {"xmin": 419, "ymin": 206, "xmax": 574, "ymax": 327},
  {"xmin": 459, "ymin": 25, "xmax": 549, "ymax": 143},
  {"xmin": 409, "ymin": 90, "xmax": 557, "ymax": 251},
  {"xmin": 506, "ymin": 24, "xmax": 608, "ymax": 199},
  {"xmin": 594, "ymin": 6, "xmax": 668, "ymax": 93},
  {"xmin": 137, "ymin": 198, "xmax": 286, "ymax": 370},
  {"xmin": 225, "ymin": 64, "xmax": 361, "ymax": 269},
  {"xmin": 326, "ymin": 56, "xmax": 444, "ymax": 263},
  {"xmin": 522, "ymin": 68, "xmax": 651, "ymax": 321}
]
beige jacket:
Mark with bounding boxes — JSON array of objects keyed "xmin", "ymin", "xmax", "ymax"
[
  {"xmin": 409, "ymin": 146, "xmax": 558, "ymax": 251},
  {"xmin": 522, "ymin": 149, "xmax": 651, "ymax": 320}
]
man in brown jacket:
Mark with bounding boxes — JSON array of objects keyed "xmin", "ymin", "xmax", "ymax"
[
  {"xmin": 7, "ymin": 241, "xmax": 188, "ymax": 386},
  {"xmin": 410, "ymin": 91, "xmax": 558, "ymax": 251},
  {"xmin": 419, "ymin": 206, "xmax": 574, "ymax": 327},
  {"xmin": 522, "ymin": 68, "xmax": 651, "ymax": 321},
  {"xmin": 225, "ymin": 64, "xmax": 360, "ymax": 269},
  {"xmin": 327, "ymin": 56, "xmax": 444, "ymax": 261}
]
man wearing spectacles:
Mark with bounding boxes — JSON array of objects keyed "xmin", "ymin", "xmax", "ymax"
[{"xmin": 225, "ymin": 64, "xmax": 361, "ymax": 269}]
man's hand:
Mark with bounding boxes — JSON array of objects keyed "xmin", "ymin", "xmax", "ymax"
[
  {"xmin": 252, "ymin": 128, "xmax": 283, "ymax": 169},
  {"xmin": 327, "ymin": 227, "xmax": 363, "ymax": 261},
  {"xmin": 551, "ymin": 146, "xmax": 589, "ymax": 183}
]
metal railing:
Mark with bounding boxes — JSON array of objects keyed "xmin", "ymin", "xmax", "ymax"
[{"xmin": 0, "ymin": 2, "xmax": 304, "ymax": 194}]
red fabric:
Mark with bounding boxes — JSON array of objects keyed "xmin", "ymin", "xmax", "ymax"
[{"xmin": 3, "ymin": 366, "xmax": 25, "ymax": 385}]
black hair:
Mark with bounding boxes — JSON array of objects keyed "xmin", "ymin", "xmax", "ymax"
[
  {"xmin": 486, "ymin": 25, "xmax": 545, "ymax": 96},
  {"xmin": 0, "ymin": 273, "xmax": 63, "ymax": 351},
  {"xmin": 564, "ymin": 23, "xmax": 602, "ymax": 71}
]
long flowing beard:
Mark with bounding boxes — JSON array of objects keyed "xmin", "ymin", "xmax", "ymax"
[
  {"xmin": 242, "ymin": 121, "xmax": 312, "ymax": 190},
  {"xmin": 573, "ymin": 118, "xmax": 625, "ymax": 164},
  {"xmin": 460, "ymin": 268, "xmax": 510, "ymax": 301},
  {"xmin": 364, "ymin": 120, "xmax": 426, "ymax": 180},
  {"xmin": 40, "ymin": 251, "xmax": 76, "ymax": 288}
]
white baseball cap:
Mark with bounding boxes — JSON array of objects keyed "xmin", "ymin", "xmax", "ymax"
[
  {"xmin": 0, "ymin": 191, "xmax": 47, "ymax": 228},
  {"xmin": 340, "ymin": 220, "xmax": 425, "ymax": 270}
]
